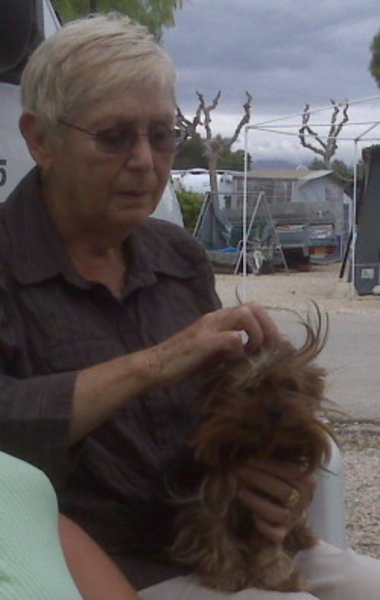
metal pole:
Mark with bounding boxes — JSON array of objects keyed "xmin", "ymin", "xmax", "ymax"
[
  {"xmin": 350, "ymin": 140, "xmax": 358, "ymax": 300},
  {"xmin": 242, "ymin": 125, "xmax": 249, "ymax": 302},
  {"xmin": 234, "ymin": 191, "xmax": 264, "ymax": 276}
]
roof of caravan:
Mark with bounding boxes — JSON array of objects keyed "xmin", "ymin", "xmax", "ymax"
[{"xmin": 240, "ymin": 168, "xmax": 335, "ymax": 180}]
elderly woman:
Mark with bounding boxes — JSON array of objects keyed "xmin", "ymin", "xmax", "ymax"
[{"xmin": 0, "ymin": 12, "xmax": 379, "ymax": 600}]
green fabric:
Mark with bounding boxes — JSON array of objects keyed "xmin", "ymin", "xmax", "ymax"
[{"xmin": 0, "ymin": 451, "xmax": 82, "ymax": 599}]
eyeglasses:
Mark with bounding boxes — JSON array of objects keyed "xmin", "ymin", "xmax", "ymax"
[{"xmin": 57, "ymin": 118, "xmax": 184, "ymax": 155}]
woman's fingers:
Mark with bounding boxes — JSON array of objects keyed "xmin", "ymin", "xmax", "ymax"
[
  {"xmin": 194, "ymin": 301, "xmax": 281, "ymax": 356},
  {"xmin": 237, "ymin": 302, "xmax": 282, "ymax": 350},
  {"xmin": 240, "ymin": 459, "xmax": 317, "ymax": 504},
  {"xmin": 238, "ymin": 465, "xmax": 297, "ymax": 507},
  {"xmin": 215, "ymin": 302, "xmax": 280, "ymax": 348},
  {"xmin": 237, "ymin": 487, "xmax": 291, "ymax": 546},
  {"xmin": 254, "ymin": 517, "xmax": 290, "ymax": 547},
  {"xmin": 236, "ymin": 459, "xmax": 317, "ymax": 545},
  {"xmin": 147, "ymin": 302, "xmax": 280, "ymax": 386},
  {"xmin": 237, "ymin": 487, "xmax": 290, "ymax": 526},
  {"xmin": 239, "ymin": 459, "xmax": 316, "ymax": 504}
]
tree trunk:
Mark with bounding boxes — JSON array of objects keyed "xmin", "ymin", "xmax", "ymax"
[
  {"xmin": 208, "ymin": 155, "xmax": 219, "ymax": 206},
  {"xmin": 89, "ymin": 0, "xmax": 98, "ymax": 13}
]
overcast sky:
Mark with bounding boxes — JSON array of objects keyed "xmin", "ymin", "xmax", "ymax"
[{"xmin": 163, "ymin": 0, "xmax": 380, "ymax": 164}]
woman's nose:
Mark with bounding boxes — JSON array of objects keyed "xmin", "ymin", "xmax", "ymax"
[{"xmin": 123, "ymin": 133, "xmax": 154, "ymax": 170}]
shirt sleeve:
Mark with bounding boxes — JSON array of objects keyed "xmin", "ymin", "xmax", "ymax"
[{"xmin": 0, "ymin": 280, "xmax": 77, "ymax": 486}]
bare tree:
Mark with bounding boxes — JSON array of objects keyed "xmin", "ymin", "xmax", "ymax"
[
  {"xmin": 176, "ymin": 91, "xmax": 253, "ymax": 196},
  {"xmin": 298, "ymin": 100, "xmax": 349, "ymax": 168}
]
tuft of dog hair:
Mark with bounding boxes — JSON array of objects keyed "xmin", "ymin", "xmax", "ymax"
[{"xmin": 171, "ymin": 304, "xmax": 337, "ymax": 592}]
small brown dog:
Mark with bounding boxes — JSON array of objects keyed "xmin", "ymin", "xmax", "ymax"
[{"xmin": 171, "ymin": 307, "xmax": 336, "ymax": 592}]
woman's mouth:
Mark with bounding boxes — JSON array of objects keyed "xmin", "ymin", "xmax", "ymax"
[{"xmin": 116, "ymin": 190, "xmax": 149, "ymax": 198}]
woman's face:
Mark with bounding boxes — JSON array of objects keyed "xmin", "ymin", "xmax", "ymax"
[{"xmin": 43, "ymin": 86, "xmax": 176, "ymax": 237}]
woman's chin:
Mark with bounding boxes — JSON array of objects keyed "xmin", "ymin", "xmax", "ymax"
[{"xmin": 111, "ymin": 206, "xmax": 156, "ymax": 231}]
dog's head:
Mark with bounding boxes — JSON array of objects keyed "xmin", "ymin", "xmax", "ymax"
[{"xmin": 191, "ymin": 306, "xmax": 333, "ymax": 473}]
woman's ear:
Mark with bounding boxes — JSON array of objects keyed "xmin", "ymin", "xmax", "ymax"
[{"xmin": 19, "ymin": 111, "xmax": 54, "ymax": 170}]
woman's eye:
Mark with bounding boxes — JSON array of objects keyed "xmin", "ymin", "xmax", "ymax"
[
  {"xmin": 151, "ymin": 128, "xmax": 170, "ymax": 143},
  {"xmin": 98, "ymin": 130, "xmax": 128, "ymax": 145}
]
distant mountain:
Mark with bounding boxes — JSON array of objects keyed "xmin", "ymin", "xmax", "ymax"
[{"xmin": 252, "ymin": 158, "xmax": 300, "ymax": 169}]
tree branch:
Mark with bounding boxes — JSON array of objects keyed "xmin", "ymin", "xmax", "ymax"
[
  {"xmin": 299, "ymin": 104, "xmax": 327, "ymax": 155},
  {"xmin": 299, "ymin": 100, "xmax": 349, "ymax": 167},
  {"xmin": 176, "ymin": 105, "xmax": 201, "ymax": 136},
  {"xmin": 176, "ymin": 90, "xmax": 253, "ymax": 194},
  {"xmin": 228, "ymin": 91, "xmax": 253, "ymax": 147}
]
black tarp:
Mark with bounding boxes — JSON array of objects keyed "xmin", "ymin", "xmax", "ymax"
[
  {"xmin": 354, "ymin": 145, "xmax": 380, "ymax": 295},
  {"xmin": 0, "ymin": 0, "xmax": 44, "ymax": 84}
]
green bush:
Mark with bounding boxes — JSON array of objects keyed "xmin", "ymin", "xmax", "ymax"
[{"xmin": 177, "ymin": 191, "xmax": 204, "ymax": 232}]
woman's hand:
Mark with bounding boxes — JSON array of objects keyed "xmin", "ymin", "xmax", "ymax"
[
  {"xmin": 71, "ymin": 302, "xmax": 280, "ymax": 443},
  {"xmin": 146, "ymin": 301, "xmax": 281, "ymax": 387},
  {"xmin": 236, "ymin": 458, "xmax": 317, "ymax": 546}
]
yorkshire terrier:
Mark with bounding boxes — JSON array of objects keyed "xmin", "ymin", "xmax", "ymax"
[{"xmin": 171, "ymin": 306, "xmax": 336, "ymax": 592}]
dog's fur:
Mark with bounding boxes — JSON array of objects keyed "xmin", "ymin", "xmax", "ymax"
[{"xmin": 171, "ymin": 307, "xmax": 336, "ymax": 592}]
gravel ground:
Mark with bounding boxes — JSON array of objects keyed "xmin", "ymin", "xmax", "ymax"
[
  {"xmin": 335, "ymin": 421, "xmax": 380, "ymax": 559},
  {"xmin": 214, "ymin": 262, "xmax": 380, "ymax": 315},
  {"xmin": 215, "ymin": 263, "xmax": 380, "ymax": 560}
]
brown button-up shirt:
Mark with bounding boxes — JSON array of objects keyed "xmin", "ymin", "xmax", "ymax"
[{"xmin": 0, "ymin": 168, "xmax": 221, "ymax": 588}]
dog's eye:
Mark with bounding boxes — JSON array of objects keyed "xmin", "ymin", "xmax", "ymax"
[
  {"xmin": 286, "ymin": 380, "xmax": 299, "ymax": 393},
  {"xmin": 242, "ymin": 384, "xmax": 257, "ymax": 394},
  {"xmin": 265, "ymin": 405, "xmax": 283, "ymax": 423}
]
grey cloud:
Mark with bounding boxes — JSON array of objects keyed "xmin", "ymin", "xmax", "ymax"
[{"xmin": 164, "ymin": 0, "xmax": 380, "ymax": 116}]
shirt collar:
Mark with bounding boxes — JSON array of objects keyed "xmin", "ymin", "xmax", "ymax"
[{"xmin": 1, "ymin": 168, "xmax": 77, "ymax": 285}]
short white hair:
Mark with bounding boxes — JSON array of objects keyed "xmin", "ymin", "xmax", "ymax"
[{"xmin": 21, "ymin": 12, "xmax": 176, "ymax": 135}]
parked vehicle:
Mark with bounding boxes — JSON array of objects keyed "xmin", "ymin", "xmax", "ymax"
[
  {"xmin": 275, "ymin": 220, "xmax": 310, "ymax": 266},
  {"xmin": 308, "ymin": 221, "xmax": 338, "ymax": 261},
  {"xmin": 274, "ymin": 217, "xmax": 339, "ymax": 268}
]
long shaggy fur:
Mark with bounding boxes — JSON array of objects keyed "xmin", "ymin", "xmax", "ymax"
[{"xmin": 171, "ymin": 305, "xmax": 337, "ymax": 592}]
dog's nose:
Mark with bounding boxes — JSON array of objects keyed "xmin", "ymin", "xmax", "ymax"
[{"xmin": 265, "ymin": 405, "xmax": 283, "ymax": 424}]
